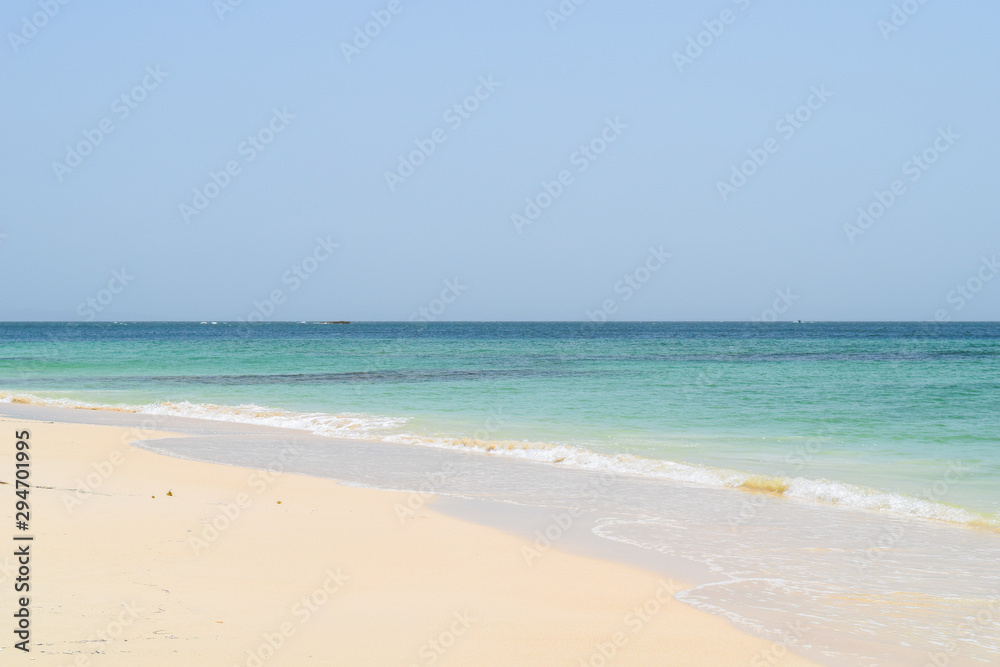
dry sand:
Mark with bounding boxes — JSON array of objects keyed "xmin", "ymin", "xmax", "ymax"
[{"xmin": 0, "ymin": 418, "xmax": 816, "ymax": 666}]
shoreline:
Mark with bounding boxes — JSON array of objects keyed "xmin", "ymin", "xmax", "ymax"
[
  {"xmin": 2, "ymin": 391, "xmax": 995, "ymax": 532},
  {"xmin": 0, "ymin": 412, "xmax": 818, "ymax": 665}
]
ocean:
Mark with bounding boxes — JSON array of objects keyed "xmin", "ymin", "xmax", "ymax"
[
  {"xmin": 2, "ymin": 321, "xmax": 998, "ymax": 524},
  {"xmin": 3, "ymin": 321, "xmax": 999, "ymax": 664}
]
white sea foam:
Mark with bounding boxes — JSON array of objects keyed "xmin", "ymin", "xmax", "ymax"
[{"xmin": 1, "ymin": 390, "xmax": 994, "ymax": 528}]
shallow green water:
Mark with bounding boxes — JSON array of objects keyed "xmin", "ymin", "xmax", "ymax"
[{"xmin": 2, "ymin": 321, "xmax": 998, "ymax": 520}]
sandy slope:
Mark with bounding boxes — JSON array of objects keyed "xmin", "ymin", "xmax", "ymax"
[{"xmin": 0, "ymin": 418, "xmax": 815, "ymax": 666}]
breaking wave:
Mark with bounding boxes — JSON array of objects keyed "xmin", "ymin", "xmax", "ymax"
[{"xmin": 1, "ymin": 390, "xmax": 995, "ymax": 529}]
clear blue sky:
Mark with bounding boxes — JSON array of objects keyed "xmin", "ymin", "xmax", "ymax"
[{"xmin": 2, "ymin": 0, "xmax": 998, "ymax": 321}]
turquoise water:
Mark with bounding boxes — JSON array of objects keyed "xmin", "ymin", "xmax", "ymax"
[{"xmin": 2, "ymin": 321, "xmax": 999, "ymax": 522}]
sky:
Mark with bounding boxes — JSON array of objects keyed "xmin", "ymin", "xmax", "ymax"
[{"xmin": 1, "ymin": 0, "xmax": 998, "ymax": 321}]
